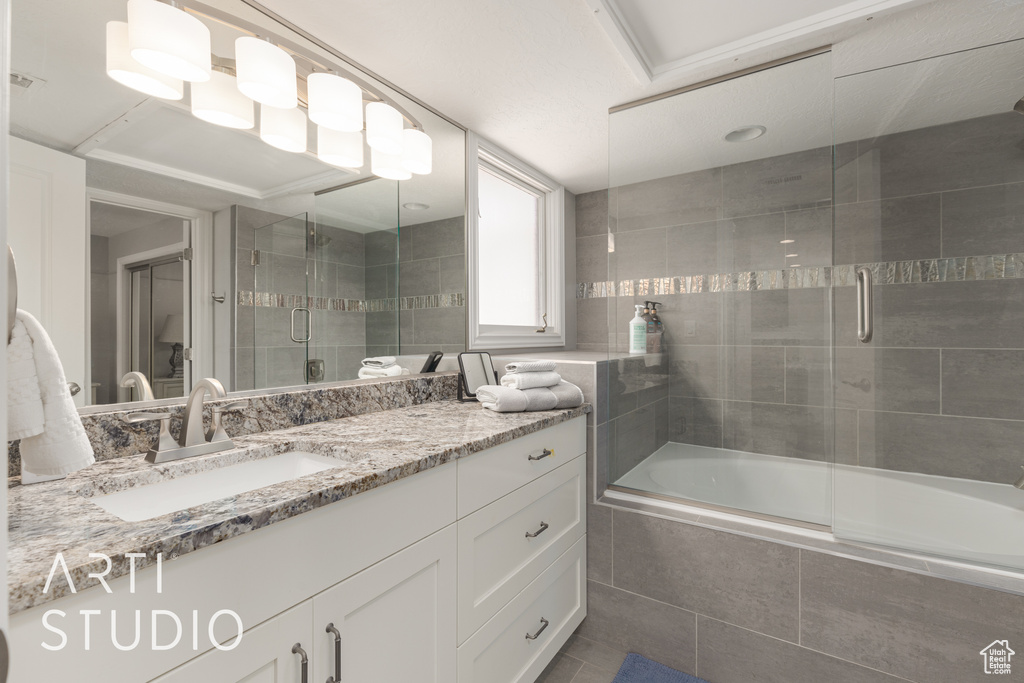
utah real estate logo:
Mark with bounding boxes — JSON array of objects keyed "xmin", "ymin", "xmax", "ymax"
[{"xmin": 980, "ymin": 640, "xmax": 1014, "ymax": 675}]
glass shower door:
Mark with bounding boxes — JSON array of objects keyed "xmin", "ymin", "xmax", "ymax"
[
  {"xmin": 831, "ymin": 39, "xmax": 1024, "ymax": 571},
  {"xmin": 253, "ymin": 213, "xmax": 311, "ymax": 389}
]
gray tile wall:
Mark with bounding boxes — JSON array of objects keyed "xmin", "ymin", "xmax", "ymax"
[
  {"xmin": 364, "ymin": 215, "xmax": 467, "ymax": 358},
  {"xmin": 579, "ymin": 112, "xmax": 1024, "ymax": 484}
]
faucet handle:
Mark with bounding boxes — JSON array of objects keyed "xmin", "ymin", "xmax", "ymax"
[
  {"xmin": 124, "ymin": 411, "xmax": 177, "ymax": 455},
  {"xmin": 207, "ymin": 401, "xmax": 248, "ymax": 443}
]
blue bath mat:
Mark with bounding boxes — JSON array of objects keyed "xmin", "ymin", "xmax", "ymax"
[{"xmin": 612, "ymin": 653, "xmax": 709, "ymax": 683}]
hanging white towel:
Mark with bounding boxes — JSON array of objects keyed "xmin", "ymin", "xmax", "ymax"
[
  {"xmin": 358, "ymin": 365, "xmax": 409, "ymax": 379},
  {"xmin": 361, "ymin": 356, "xmax": 397, "ymax": 369},
  {"xmin": 500, "ymin": 371, "xmax": 561, "ymax": 390},
  {"xmin": 7, "ymin": 317, "xmax": 43, "ymax": 440},
  {"xmin": 9, "ymin": 310, "xmax": 95, "ymax": 476},
  {"xmin": 504, "ymin": 360, "xmax": 557, "ymax": 374}
]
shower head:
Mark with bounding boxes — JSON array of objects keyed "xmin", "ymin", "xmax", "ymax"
[{"xmin": 1015, "ymin": 96, "xmax": 1024, "ymax": 115}]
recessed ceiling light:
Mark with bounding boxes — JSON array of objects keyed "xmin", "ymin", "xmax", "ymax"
[
  {"xmin": 402, "ymin": 202, "xmax": 430, "ymax": 210},
  {"xmin": 780, "ymin": 239, "xmax": 795, "ymax": 244},
  {"xmin": 724, "ymin": 125, "xmax": 766, "ymax": 142}
]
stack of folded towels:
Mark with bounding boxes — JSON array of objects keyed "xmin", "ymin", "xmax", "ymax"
[
  {"xmin": 476, "ymin": 361, "xmax": 584, "ymax": 413},
  {"xmin": 358, "ymin": 356, "xmax": 411, "ymax": 379}
]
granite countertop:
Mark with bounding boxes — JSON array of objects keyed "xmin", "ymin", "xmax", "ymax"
[{"xmin": 8, "ymin": 400, "xmax": 590, "ymax": 614}]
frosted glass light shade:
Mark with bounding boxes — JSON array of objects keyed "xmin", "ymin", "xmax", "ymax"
[
  {"xmin": 106, "ymin": 22, "xmax": 183, "ymax": 100},
  {"xmin": 401, "ymin": 129, "xmax": 432, "ymax": 175},
  {"xmin": 192, "ymin": 71, "xmax": 254, "ymax": 129},
  {"xmin": 365, "ymin": 102, "xmax": 404, "ymax": 155},
  {"xmin": 127, "ymin": 0, "xmax": 211, "ymax": 83},
  {"xmin": 260, "ymin": 105, "xmax": 307, "ymax": 153},
  {"xmin": 318, "ymin": 127, "xmax": 363, "ymax": 168},
  {"xmin": 236, "ymin": 37, "xmax": 297, "ymax": 109},
  {"xmin": 307, "ymin": 73, "xmax": 362, "ymax": 132},
  {"xmin": 371, "ymin": 148, "xmax": 411, "ymax": 180}
]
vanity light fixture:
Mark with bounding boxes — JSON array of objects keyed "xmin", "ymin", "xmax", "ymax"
[
  {"xmin": 724, "ymin": 125, "xmax": 766, "ymax": 142},
  {"xmin": 780, "ymin": 239, "xmax": 795, "ymax": 244},
  {"xmin": 786, "ymin": 253, "xmax": 799, "ymax": 258},
  {"xmin": 260, "ymin": 104, "xmax": 307, "ymax": 153},
  {"xmin": 371, "ymin": 148, "xmax": 412, "ymax": 180},
  {"xmin": 106, "ymin": 21, "xmax": 184, "ymax": 99},
  {"xmin": 127, "ymin": 0, "xmax": 211, "ymax": 82},
  {"xmin": 191, "ymin": 65, "xmax": 254, "ymax": 129},
  {"xmin": 317, "ymin": 127, "xmax": 363, "ymax": 168},
  {"xmin": 235, "ymin": 36, "xmax": 298, "ymax": 109},
  {"xmin": 365, "ymin": 102, "xmax": 405, "ymax": 155},
  {"xmin": 401, "ymin": 129, "xmax": 433, "ymax": 175},
  {"xmin": 307, "ymin": 72, "xmax": 363, "ymax": 132}
]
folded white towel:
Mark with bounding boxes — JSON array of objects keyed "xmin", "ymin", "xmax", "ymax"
[
  {"xmin": 504, "ymin": 360, "xmax": 557, "ymax": 374},
  {"xmin": 8, "ymin": 317, "xmax": 43, "ymax": 440},
  {"xmin": 10, "ymin": 310, "xmax": 95, "ymax": 476},
  {"xmin": 500, "ymin": 371, "xmax": 561, "ymax": 390},
  {"xmin": 358, "ymin": 365, "xmax": 409, "ymax": 379},
  {"xmin": 476, "ymin": 385, "xmax": 559, "ymax": 412},
  {"xmin": 548, "ymin": 380, "xmax": 585, "ymax": 409},
  {"xmin": 361, "ymin": 356, "xmax": 397, "ymax": 368}
]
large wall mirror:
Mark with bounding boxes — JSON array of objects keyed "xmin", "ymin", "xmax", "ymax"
[{"xmin": 8, "ymin": 0, "xmax": 466, "ymax": 409}]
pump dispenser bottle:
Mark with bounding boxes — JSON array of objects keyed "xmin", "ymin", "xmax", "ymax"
[{"xmin": 629, "ymin": 304, "xmax": 646, "ymax": 354}]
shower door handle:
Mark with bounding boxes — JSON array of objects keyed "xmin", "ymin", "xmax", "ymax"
[
  {"xmin": 290, "ymin": 307, "xmax": 312, "ymax": 343},
  {"xmin": 856, "ymin": 266, "xmax": 873, "ymax": 343}
]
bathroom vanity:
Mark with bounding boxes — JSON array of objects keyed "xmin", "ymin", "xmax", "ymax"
[{"xmin": 6, "ymin": 400, "xmax": 587, "ymax": 683}]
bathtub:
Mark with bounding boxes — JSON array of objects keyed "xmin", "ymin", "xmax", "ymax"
[{"xmin": 612, "ymin": 442, "xmax": 1024, "ymax": 570}]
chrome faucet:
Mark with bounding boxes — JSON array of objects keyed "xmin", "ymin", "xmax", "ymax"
[{"xmin": 125, "ymin": 378, "xmax": 246, "ymax": 464}]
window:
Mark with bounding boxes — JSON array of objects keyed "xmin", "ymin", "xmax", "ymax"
[{"xmin": 468, "ymin": 134, "xmax": 565, "ymax": 349}]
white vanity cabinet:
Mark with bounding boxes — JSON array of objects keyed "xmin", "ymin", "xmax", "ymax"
[
  {"xmin": 9, "ymin": 414, "xmax": 587, "ymax": 683},
  {"xmin": 311, "ymin": 526, "xmax": 457, "ymax": 683},
  {"xmin": 151, "ymin": 602, "xmax": 314, "ymax": 683}
]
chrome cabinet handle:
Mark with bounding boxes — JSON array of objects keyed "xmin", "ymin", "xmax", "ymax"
[
  {"xmin": 290, "ymin": 307, "xmax": 312, "ymax": 343},
  {"xmin": 291, "ymin": 643, "xmax": 308, "ymax": 683},
  {"xmin": 856, "ymin": 266, "xmax": 873, "ymax": 343},
  {"xmin": 525, "ymin": 522, "xmax": 549, "ymax": 538},
  {"xmin": 325, "ymin": 623, "xmax": 341, "ymax": 683},
  {"xmin": 528, "ymin": 448, "xmax": 553, "ymax": 461},
  {"xmin": 525, "ymin": 617, "xmax": 549, "ymax": 641}
]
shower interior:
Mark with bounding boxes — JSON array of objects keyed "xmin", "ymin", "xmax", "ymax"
[{"xmin": 603, "ymin": 40, "xmax": 1024, "ymax": 574}]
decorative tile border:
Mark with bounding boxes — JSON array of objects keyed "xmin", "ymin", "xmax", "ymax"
[
  {"xmin": 577, "ymin": 254, "xmax": 1024, "ymax": 299},
  {"xmin": 238, "ymin": 291, "xmax": 465, "ymax": 311}
]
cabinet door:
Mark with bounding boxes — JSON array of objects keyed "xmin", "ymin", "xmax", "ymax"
[
  {"xmin": 312, "ymin": 525, "xmax": 457, "ymax": 683},
  {"xmin": 151, "ymin": 602, "xmax": 313, "ymax": 683}
]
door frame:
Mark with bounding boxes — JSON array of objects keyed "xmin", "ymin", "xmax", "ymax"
[{"xmin": 87, "ymin": 189, "xmax": 215, "ymax": 401}]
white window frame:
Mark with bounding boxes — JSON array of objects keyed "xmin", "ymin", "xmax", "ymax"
[{"xmin": 467, "ymin": 133, "xmax": 565, "ymax": 350}]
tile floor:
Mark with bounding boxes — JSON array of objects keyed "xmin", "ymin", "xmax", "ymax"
[{"xmin": 536, "ymin": 631, "xmax": 628, "ymax": 683}]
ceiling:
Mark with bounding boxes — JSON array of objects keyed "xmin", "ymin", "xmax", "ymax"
[{"xmin": 258, "ymin": 0, "xmax": 934, "ymax": 194}]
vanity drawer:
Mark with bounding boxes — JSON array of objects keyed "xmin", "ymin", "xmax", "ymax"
[
  {"xmin": 457, "ymin": 537, "xmax": 586, "ymax": 683},
  {"xmin": 458, "ymin": 416, "xmax": 586, "ymax": 517},
  {"xmin": 458, "ymin": 455, "xmax": 585, "ymax": 643}
]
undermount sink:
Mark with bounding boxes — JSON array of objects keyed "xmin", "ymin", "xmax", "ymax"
[{"xmin": 88, "ymin": 451, "xmax": 342, "ymax": 522}]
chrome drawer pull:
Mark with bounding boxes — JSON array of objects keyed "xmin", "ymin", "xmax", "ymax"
[
  {"xmin": 528, "ymin": 448, "xmax": 553, "ymax": 461},
  {"xmin": 291, "ymin": 643, "xmax": 308, "ymax": 683},
  {"xmin": 525, "ymin": 617, "xmax": 549, "ymax": 641},
  {"xmin": 325, "ymin": 623, "xmax": 341, "ymax": 683},
  {"xmin": 525, "ymin": 522, "xmax": 549, "ymax": 538}
]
